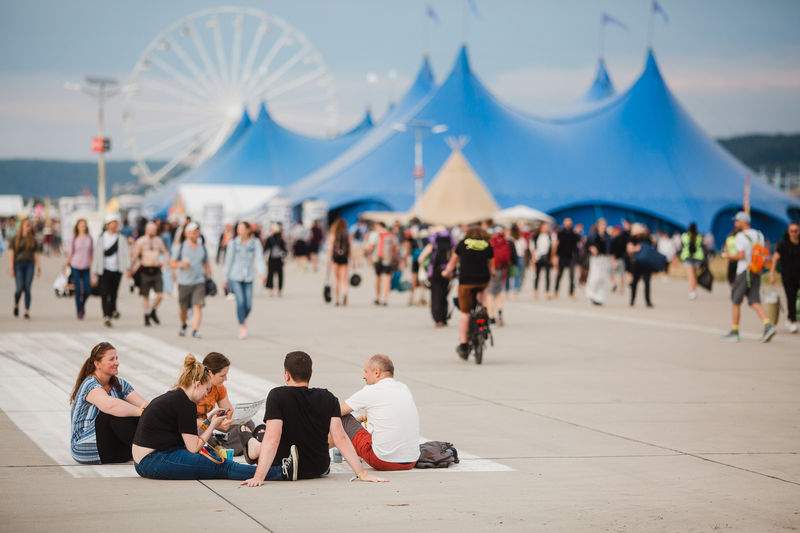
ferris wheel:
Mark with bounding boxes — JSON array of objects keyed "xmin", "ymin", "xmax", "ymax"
[{"xmin": 123, "ymin": 7, "xmax": 338, "ymax": 185}]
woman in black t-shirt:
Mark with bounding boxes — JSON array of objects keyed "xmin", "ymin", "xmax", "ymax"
[{"xmin": 132, "ymin": 354, "xmax": 257, "ymax": 480}]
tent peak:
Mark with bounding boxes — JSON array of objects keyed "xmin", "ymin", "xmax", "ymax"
[
  {"xmin": 455, "ymin": 45, "xmax": 471, "ymax": 73},
  {"xmin": 256, "ymin": 102, "xmax": 272, "ymax": 122}
]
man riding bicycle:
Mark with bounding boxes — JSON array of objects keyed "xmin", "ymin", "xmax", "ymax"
[{"xmin": 442, "ymin": 225, "xmax": 494, "ymax": 360}]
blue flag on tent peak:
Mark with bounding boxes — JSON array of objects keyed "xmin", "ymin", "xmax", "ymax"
[
  {"xmin": 468, "ymin": 0, "xmax": 481, "ymax": 20},
  {"xmin": 652, "ymin": 0, "xmax": 669, "ymax": 23},
  {"xmin": 426, "ymin": 4, "xmax": 440, "ymax": 24},
  {"xmin": 602, "ymin": 13, "xmax": 627, "ymax": 31}
]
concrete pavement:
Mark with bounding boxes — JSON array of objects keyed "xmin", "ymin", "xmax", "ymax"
[{"xmin": 1, "ymin": 254, "xmax": 798, "ymax": 532}]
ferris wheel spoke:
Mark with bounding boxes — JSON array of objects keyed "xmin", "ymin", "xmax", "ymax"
[
  {"xmin": 240, "ymin": 29, "xmax": 290, "ymax": 95},
  {"xmin": 131, "ymin": 101, "xmax": 210, "ymax": 116},
  {"xmin": 137, "ymin": 80, "xmax": 206, "ymax": 107},
  {"xmin": 146, "ymin": 136, "xmax": 210, "ymax": 185},
  {"xmin": 268, "ymin": 91, "xmax": 334, "ymax": 108},
  {"xmin": 148, "ymin": 55, "xmax": 211, "ymax": 99},
  {"xmin": 187, "ymin": 22, "xmax": 224, "ymax": 87},
  {"xmin": 240, "ymin": 21, "xmax": 268, "ymax": 87},
  {"xmin": 230, "ymin": 13, "xmax": 244, "ymax": 85},
  {"xmin": 168, "ymin": 37, "xmax": 220, "ymax": 94},
  {"xmin": 137, "ymin": 118, "xmax": 221, "ymax": 159},
  {"xmin": 262, "ymin": 67, "xmax": 327, "ymax": 101},
  {"xmin": 129, "ymin": 114, "xmax": 216, "ymax": 134},
  {"xmin": 211, "ymin": 20, "xmax": 230, "ymax": 86},
  {"xmin": 250, "ymin": 45, "xmax": 312, "ymax": 99}
]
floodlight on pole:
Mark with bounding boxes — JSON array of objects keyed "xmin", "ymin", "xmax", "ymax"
[
  {"xmin": 393, "ymin": 120, "xmax": 448, "ymax": 219},
  {"xmin": 64, "ymin": 76, "xmax": 124, "ymax": 214}
]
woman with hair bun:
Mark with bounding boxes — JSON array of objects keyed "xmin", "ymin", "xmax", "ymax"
[
  {"xmin": 70, "ymin": 342, "xmax": 148, "ymax": 464},
  {"xmin": 132, "ymin": 354, "xmax": 257, "ymax": 480}
]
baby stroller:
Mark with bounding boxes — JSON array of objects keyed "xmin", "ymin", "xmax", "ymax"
[{"xmin": 53, "ymin": 267, "xmax": 75, "ymax": 298}]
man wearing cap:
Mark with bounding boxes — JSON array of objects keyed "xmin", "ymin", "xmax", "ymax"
[
  {"xmin": 723, "ymin": 211, "xmax": 776, "ymax": 343},
  {"xmin": 171, "ymin": 221, "xmax": 212, "ymax": 338},
  {"xmin": 92, "ymin": 213, "xmax": 131, "ymax": 328}
]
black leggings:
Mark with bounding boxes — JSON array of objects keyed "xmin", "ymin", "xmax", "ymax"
[
  {"xmin": 266, "ymin": 257, "xmax": 283, "ymax": 290},
  {"xmin": 100, "ymin": 270, "xmax": 122, "ymax": 319},
  {"xmin": 94, "ymin": 411, "xmax": 139, "ymax": 464},
  {"xmin": 429, "ymin": 276, "xmax": 449, "ymax": 324},
  {"xmin": 535, "ymin": 260, "xmax": 551, "ymax": 291},
  {"xmin": 783, "ymin": 275, "xmax": 799, "ymax": 323},
  {"xmin": 630, "ymin": 266, "xmax": 652, "ymax": 306}
]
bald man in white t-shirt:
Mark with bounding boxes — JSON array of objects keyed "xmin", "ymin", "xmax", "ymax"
[{"xmin": 339, "ymin": 354, "xmax": 420, "ymax": 470}]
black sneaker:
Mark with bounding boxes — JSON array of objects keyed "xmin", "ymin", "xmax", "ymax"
[
  {"xmin": 456, "ymin": 343, "xmax": 469, "ymax": 360},
  {"xmin": 281, "ymin": 444, "xmax": 299, "ymax": 481},
  {"xmin": 149, "ymin": 308, "xmax": 160, "ymax": 325},
  {"xmin": 13, "ymin": 306, "xmax": 18, "ymax": 317},
  {"xmin": 179, "ymin": 324, "xmax": 187, "ymax": 337},
  {"xmin": 144, "ymin": 313, "xmax": 151, "ymax": 327}
]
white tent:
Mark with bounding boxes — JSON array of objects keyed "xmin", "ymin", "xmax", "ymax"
[
  {"xmin": 178, "ymin": 184, "xmax": 280, "ymax": 224},
  {"xmin": 494, "ymin": 205, "xmax": 554, "ymax": 225},
  {"xmin": 0, "ymin": 195, "xmax": 24, "ymax": 217}
]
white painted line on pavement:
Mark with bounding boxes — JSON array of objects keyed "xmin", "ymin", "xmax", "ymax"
[
  {"xmin": 522, "ymin": 302, "xmax": 800, "ymax": 343},
  {"xmin": 0, "ymin": 332, "xmax": 510, "ymax": 477}
]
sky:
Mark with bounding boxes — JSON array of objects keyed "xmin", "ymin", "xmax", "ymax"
[{"xmin": 0, "ymin": 0, "xmax": 798, "ymax": 164}]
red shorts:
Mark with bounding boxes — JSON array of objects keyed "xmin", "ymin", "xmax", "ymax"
[{"xmin": 351, "ymin": 429, "xmax": 416, "ymax": 471}]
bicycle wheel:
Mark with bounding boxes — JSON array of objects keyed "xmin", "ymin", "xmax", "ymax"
[{"xmin": 474, "ymin": 336, "xmax": 484, "ymax": 364}]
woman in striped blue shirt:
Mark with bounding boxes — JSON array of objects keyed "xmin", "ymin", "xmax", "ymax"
[{"xmin": 70, "ymin": 342, "xmax": 148, "ymax": 464}]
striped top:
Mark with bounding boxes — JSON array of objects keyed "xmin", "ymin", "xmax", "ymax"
[{"xmin": 70, "ymin": 375, "xmax": 134, "ymax": 464}]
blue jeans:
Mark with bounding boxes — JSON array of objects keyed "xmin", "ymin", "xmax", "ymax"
[
  {"xmin": 14, "ymin": 260, "xmax": 34, "ymax": 310},
  {"xmin": 72, "ymin": 268, "xmax": 90, "ymax": 314},
  {"xmin": 134, "ymin": 446, "xmax": 264, "ymax": 480},
  {"xmin": 229, "ymin": 280, "xmax": 253, "ymax": 324}
]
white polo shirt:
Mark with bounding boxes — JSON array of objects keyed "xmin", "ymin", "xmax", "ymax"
[{"xmin": 345, "ymin": 378, "xmax": 420, "ymax": 463}]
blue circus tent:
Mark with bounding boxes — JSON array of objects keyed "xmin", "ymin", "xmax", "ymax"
[
  {"xmin": 142, "ymin": 104, "xmax": 373, "ymax": 218},
  {"xmin": 581, "ymin": 58, "xmax": 615, "ymax": 102},
  {"xmin": 286, "ymin": 45, "xmax": 800, "ymax": 244}
]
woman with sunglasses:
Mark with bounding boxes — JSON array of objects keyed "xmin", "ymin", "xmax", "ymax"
[
  {"xmin": 70, "ymin": 342, "xmax": 148, "ymax": 464},
  {"xmin": 132, "ymin": 354, "xmax": 257, "ymax": 480}
]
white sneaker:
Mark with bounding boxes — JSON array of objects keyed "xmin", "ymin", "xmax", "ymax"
[
  {"xmin": 688, "ymin": 292, "xmax": 697, "ymax": 300},
  {"xmin": 788, "ymin": 321, "xmax": 798, "ymax": 334}
]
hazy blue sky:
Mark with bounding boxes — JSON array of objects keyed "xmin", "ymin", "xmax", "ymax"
[{"xmin": 1, "ymin": 0, "xmax": 798, "ymax": 162}]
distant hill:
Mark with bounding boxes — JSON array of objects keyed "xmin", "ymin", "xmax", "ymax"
[
  {"xmin": 0, "ymin": 160, "xmax": 143, "ymax": 200},
  {"xmin": 1, "ymin": 133, "xmax": 797, "ymax": 200},
  {"xmin": 717, "ymin": 133, "xmax": 800, "ymax": 174}
]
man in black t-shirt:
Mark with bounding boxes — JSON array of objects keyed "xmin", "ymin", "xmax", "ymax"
[
  {"xmin": 769, "ymin": 221, "xmax": 800, "ymax": 333},
  {"xmin": 553, "ymin": 218, "xmax": 579, "ymax": 298},
  {"xmin": 442, "ymin": 226, "xmax": 494, "ymax": 359},
  {"xmin": 241, "ymin": 351, "xmax": 388, "ymax": 487}
]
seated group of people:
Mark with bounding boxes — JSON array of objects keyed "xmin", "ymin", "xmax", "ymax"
[{"xmin": 70, "ymin": 343, "xmax": 420, "ymax": 485}]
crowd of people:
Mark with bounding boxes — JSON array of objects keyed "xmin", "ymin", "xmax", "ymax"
[
  {"xmin": 2, "ymin": 210, "xmax": 799, "ymax": 346},
  {"xmin": 70, "ymin": 341, "xmax": 413, "ymax": 484}
]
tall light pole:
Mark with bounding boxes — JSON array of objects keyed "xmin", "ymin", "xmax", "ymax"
[
  {"xmin": 393, "ymin": 120, "xmax": 447, "ymax": 219},
  {"xmin": 65, "ymin": 77, "xmax": 121, "ymax": 214}
]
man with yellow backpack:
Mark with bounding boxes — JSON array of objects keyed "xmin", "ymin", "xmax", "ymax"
[{"xmin": 723, "ymin": 212, "xmax": 776, "ymax": 343}]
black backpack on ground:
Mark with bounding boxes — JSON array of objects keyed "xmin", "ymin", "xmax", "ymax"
[{"xmin": 415, "ymin": 441, "xmax": 459, "ymax": 469}]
